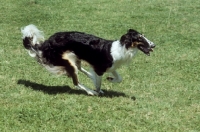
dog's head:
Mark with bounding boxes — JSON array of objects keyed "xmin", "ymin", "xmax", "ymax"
[{"xmin": 120, "ymin": 29, "xmax": 155, "ymax": 56}]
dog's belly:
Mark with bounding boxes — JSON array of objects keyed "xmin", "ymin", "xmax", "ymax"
[{"xmin": 43, "ymin": 65, "xmax": 68, "ymax": 75}]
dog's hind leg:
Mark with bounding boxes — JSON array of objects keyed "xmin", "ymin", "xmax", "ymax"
[
  {"xmin": 76, "ymin": 60, "xmax": 94, "ymax": 80},
  {"xmin": 62, "ymin": 52, "xmax": 98, "ymax": 95},
  {"xmin": 75, "ymin": 83, "xmax": 99, "ymax": 96},
  {"xmin": 66, "ymin": 64, "xmax": 98, "ymax": 96},
  {"xmin": 77, "ymin": 63, "xmax": 103, "ymax": 94},
  {"xmin": 70, "ymin": 72, "xmax": 98, "ymax": 95},
  {"xmin": 78, "ymin": 65, "xmax": 103, "ymax": 94},
  {"xmin": 80, "ymin": 67, "xmax": 94, "ymax": 79}
]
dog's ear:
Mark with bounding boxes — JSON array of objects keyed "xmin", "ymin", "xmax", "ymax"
[
  {"xmin": 121, "ymin": 29, "xmax": 136, "ymax": 43},
  {"xmin": 120, "ymin": 29, "xmax": 142, "ymax": 49},
  {"xmin": 128, "ymin": 29, "xmax": 136, "ymax": 33},
  {"xmin": 128, "ymin": 29, "xmax": 139, "ymax": 34},
  {"xmin": 120, "ymin": 34, "xmax": 131, "ymax": 46}
]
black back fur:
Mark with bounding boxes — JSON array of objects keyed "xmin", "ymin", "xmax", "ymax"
[{"xmin": 39, "ymin": 32, "xmax": 114, "ymax": 75}]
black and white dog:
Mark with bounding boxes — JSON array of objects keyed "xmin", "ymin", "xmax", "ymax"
[{"xmin": 21, "ymin": 24, "xmax": 155, "ymax": 95}]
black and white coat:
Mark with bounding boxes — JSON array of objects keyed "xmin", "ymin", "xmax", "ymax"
[{"xmin": 21, "ymin": 24, "xmax": 155, "ymax": 95}]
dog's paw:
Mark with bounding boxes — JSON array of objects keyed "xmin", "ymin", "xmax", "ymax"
[
  {"xmin": 75, "ymin": 86, "xmax": 81, "ymax": 90},
  {"xmin": 87, "ymin": 89, "xmax": 104, "ymax": 96},
  {"xmin": 107, "ymin": 77, "xmax": 114, "ymax": 81},
  {"xmin": 99, "ymin": 90, "xmax": 104, "ymax": 94},
  {"xmin": 95, "ymin": 89, "xmax": 104, "ymax": 95},
  {"xmin": 87, "ymin": 90, "xmax": 99, "ymax": 96},
  {"xmin": 106, "ymin": 77, "xmax": 122, "ymax": 83}
]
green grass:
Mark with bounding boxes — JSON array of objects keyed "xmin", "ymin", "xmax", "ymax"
[{"xmin": 0, "ymin": 0, "xmax": 200, "ymax": 131}]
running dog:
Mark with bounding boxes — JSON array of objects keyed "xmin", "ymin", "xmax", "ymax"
[{"xmin": 21, "ymin": 24, "xmax": 155, "ymax": 95}]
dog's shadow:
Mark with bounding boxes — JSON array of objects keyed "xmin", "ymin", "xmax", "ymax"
[{"xmin": 17, "ymin": 79, "xmax": 128, "ymax": 98}]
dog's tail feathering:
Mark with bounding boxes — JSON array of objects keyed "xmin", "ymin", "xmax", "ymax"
[{"xmin": 21, "ymin": 24, "xmax": 44, "ymax": 57}]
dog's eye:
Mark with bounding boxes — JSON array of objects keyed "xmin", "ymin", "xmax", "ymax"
[
  {"xmin": 138, "ymin": 35, "xmax": 143, "ymax": 40},
  {"xmin": 138, "ymin": 34, "xmax": 145, "ymax": 38},
  {"xmin": 138, "ymin": 34, "xmax": 143, "ymax": 38}
]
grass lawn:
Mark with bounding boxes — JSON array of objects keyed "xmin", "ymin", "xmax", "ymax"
[{"xmin": 0, "ymin": 0, "xmax": 200, "ymax": 131}]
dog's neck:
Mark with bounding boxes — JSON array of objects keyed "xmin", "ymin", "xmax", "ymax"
[
  {"xmin": 107, "ymin": 40, "xmax": 138, "ymax": 72},
  {"xmin": 111, "ymin": 40, "xmax": 138, "ymax": 61}
]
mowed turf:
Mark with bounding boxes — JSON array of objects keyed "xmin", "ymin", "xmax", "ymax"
[{"xmin": 0, "ymin": 0, "xmax": 200, "ymax": 131}]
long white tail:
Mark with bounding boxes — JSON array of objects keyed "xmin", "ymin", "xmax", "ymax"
[
  {"xmin": 21, "ymin": 24, "xmax": 45, "ymax": 57},
  {"xmin": 21, "ymin": 24, "xmax": 44, "ymax": 45}
]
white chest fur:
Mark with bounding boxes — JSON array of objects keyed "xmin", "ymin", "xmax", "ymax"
[{"xmin": 107, "ymin": 40, "xmax": 138, "ymax": 72}]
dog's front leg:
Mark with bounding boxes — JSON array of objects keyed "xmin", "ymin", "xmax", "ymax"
[
  {"xmin": 90, "ymin": 69, "xmax": 104, "ymax": 94},
  {"xmin": 107, "ymin": 70, "xmax": 122, "ymax": 83},
  {"xmin": 95, "ymin": 75, "xmax": 103, "ymax": 94}
]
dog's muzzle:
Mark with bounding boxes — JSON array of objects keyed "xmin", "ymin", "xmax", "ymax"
[
  {"xmin": 138, "ymin": 43, "xmax": 155, "ymax": 56},
  {"xmin": 141, "ymin": 36, "xmax": 156, "ymax": 56}
]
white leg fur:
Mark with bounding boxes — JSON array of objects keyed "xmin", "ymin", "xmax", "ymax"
[
  {"xmin": 80, "ymin": 67, "xmax": 94, "ymax": 79},
  {"xmin": 95, "ymin": 75, "xmax": 104, "ymax": 94},
  {"xmin": 107, "ymin": 71, "xmax": 122, "ymax": 83},
  {"xmin": 90, "ymin": 69, "xmax": 104, "ymax": 94},
  {"xmin": 75, "ymin": 83, "xmax": 98, "ymax": 95},
  {"xmin": 79, "ymin": 68, "xmax": 104, "ymax": 94}
]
